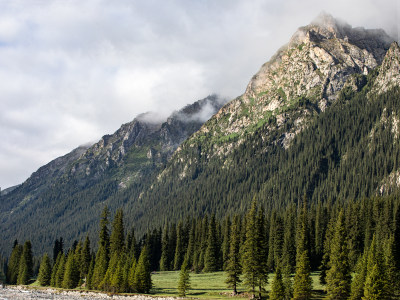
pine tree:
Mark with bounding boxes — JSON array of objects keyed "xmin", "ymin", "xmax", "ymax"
[
  {"xmin": 204, "ymin": 214, "xmax": 220, "ymax": 272},
  {"xmin": 134, "ymin": 246, "xmax": 152, "ymax": 293},
  {"xmin": 50, "ymin": 252, "xmax": 62, "ymax": 287},
  {"xmin": 159, "ymin": 224, "xmax": 170, "ymax": 271},
  {"xmin": 127, "ymin": 256, "xmax": 137, "ymax": 292},
  {"xmin": 178, "ymin": 259, "xmax": 191, "ymax": 297},
  {"xmin": 393, "ymin": 206, "xmax": 400, "ymax": 271},
  {"xmin": 225, "ymin": 215, "xmax": 242, "ymax": 295},
  {"xmin": 242, "ymin": 200, "xmax": 268, "ymax": 298},
  {"xmin": 86, "ymin": 257, "xmax": 95, "ymax": 290},
  {"xmin": 38, "ymin": 253, "xmax": 52, "ymax": 286},
  {"xmin": 350, "ymin": 250, "xmax": 368, "ymax": 300},
  {"xmin": 6, "ymin": 243, "xmax": 22, "ymax": 284},
  {"xmin": 91, "ymin": 206, "xmax": 110, "ymax": 289},
  {"xmin": 110, "ymin": 209, "xmax": 125, "ymax": 254},
  {"xmin": 363, "ymin": 235, "xmax": 387, "ymax": 300},
  {"xmin": 293, "ymin": 198, "xmax": 312, "ymax": 300},
  {"xmin": 269, "ymin": 265, "xmax": 286, "ymax": 300},
  {"xmin": 109, "ymin": 253, "xmax": 126, "ymax": 292},
  {"xmin": 81, "ymin": 236, "xmax": 91, "ymax": 281},
  {"xmin": 62, "ymin": 250, "xmax": 80, "ymax": 289},
  {"xmin": 173, "ymin": 221, "xmax": 185, "ymax": 270},
  {"xmin": 326, "ymin": 210, "xmax": 351, "ymax": 299},
  {"xmin": 221, "ymin": 216, "xmax": 231, "ymax": 270},
  {"xmin": 55, "ymin": 253, "xmax": 66, "ymax": 287},
  {"xmin": 383, "ymin": 235, "xmax": 399, "ymax": 298},
  {"xmin": 17, "ymin": 241, "xmax": 33, "ymax": 285}
]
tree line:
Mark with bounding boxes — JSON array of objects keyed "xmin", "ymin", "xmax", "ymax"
[{"xmin": 3, "ymin": 194, "xmax": 400, "ymax": 299}]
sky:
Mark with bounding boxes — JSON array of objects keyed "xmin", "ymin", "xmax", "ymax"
[{"xmin": 0, "ymin": 0, "xmax": 399, "ymax": 189}]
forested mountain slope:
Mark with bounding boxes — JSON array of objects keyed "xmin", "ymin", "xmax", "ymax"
[
  {"xmin": 1, "ymin": 14, "xmax": 399, "ymax": 256},
  {"xmin": 0, "ymin": 95, "xmax": 225, "ymax": 255},
  {"xmin": 125, "ymin": 17, "xmax": 399, "ymax": 233}
]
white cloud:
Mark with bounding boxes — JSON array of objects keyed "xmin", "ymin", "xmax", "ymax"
[{"xmin": 0, "ymin": 0, "xmax": 398, "ymax": 188}]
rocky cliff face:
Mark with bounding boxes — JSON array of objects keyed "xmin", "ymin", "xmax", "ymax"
[
  {"xmin": 170, "ymin": 13, "xmax": 393, "ymax": 165},
  {"xmin": 67, "ymin": 94, "xmax": 225, "ymax": 186},
  {"xmin": 372, "ymin": 42, "xmax": 400, "ymax": 95}
]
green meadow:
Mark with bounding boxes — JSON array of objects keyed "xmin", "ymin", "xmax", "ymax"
[{"xmin": 151, "ymin": 271, "xmax": 326, "ymax": 299}]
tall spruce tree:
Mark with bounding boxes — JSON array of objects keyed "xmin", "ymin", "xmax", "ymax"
[
  {"xmin": 55, "ymin": 253, "xmax": 66, "ymax": 287},
  {"xmin": 350, "ymin": 250, "xmax": 368, "ymax": 300},
  {"xmin": 383, "ymin": 235, "xmax": 399, "ymax": 298},
  {"xmin": 6, "ymin": 242, "xmax": 22, "ymax": 284},
  {"xmin": 91, "ymin": 206, "xmax": 110, "ymax": 289},
  {"xmin": 17, "ymin": 240, "xmax": 33, "ymax": 285},
  {"xmin": 62, "ymin": 250, "xmax": 80, "ymax": 289},
  {"xmin": 326, "ymin": 210, "xmax": 351, "ymax": 299},
  {"xmin": 81, "ymin": 236, "xmax": 91, "ymax": 281},
  {"xmin": 160, "ymin": 224, "xmax": 170, "ymax": 271},
  {"xmin": 242, "ymin": 200, "xmax": 268, "ymax": 298},
  {"xmin": 293, "ymin": 198, "xmax": 312, "ymax": 300},
  {"xmin": 363, "ymin": 234, "xmax": 388, "ymax": 300},
  {"xmin": 269, "ymin": 265, "xmax": 286, "ymax": 300},
  {"xmin": 134, "ymin": 245, "xmax": 152, "ymax": 293},
  {"xmin": 178, "ymin": 259, "xmax": 191, "ymax": 297},
  {"xmin": 38, "ymin": 253, "xmax": 52, "ymax": 286},
  {"xmin": 225, "ymin": 215, "xmax": 242, "ymax": 295},
  {"xmin": 173, "ymin": 221, "xmax": 185, "ymax": 270},
  {"xmin": 204, "ymin": 214, "xmax": 220, "ymax": 272},
  {"xmin": 110, "ymin": 209, "xmax": 125, "ymax": 254}
]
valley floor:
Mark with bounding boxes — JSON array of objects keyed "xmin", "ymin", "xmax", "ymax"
[{"xmin": 0, "ymin": 271, "xmax": 326, "ymax": 300}]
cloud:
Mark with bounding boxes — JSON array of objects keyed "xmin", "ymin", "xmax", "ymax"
[{"xmin": 0, "ymin": 0, "xmax": 398, "ymax": 188}]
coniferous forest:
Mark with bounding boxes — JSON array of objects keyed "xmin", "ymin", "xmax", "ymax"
[{"xmin": 3, "ymin": 194, "xmax": 400, "ymax": 299}]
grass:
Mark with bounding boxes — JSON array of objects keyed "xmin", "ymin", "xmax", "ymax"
[
  {"xmin": 26, "ymin": 271, "xmax": 327, "ymax": 299},
  {"xmin": 151, "ymin": 271, "xmax": 327, "ymax": 299}
]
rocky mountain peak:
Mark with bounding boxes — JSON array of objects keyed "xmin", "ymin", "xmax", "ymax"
[
  {"xmin": 371, "ymin": 42, "xmax": 400, "ymax": 95},
  {"xmin": 178, "ymin": 14, "xmax": 394, "ymax": 161}
]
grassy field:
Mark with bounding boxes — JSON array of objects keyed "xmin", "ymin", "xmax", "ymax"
[{"xmin": 151, "ymin": 271, "xmax": 327, "ymax": 299}]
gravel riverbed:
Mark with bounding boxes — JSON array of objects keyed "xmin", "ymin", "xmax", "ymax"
[{"xmin": 0, "ymin": 286, "xmax": 177, "ymax": 300}]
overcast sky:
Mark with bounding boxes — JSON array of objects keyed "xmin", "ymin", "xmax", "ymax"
[{"xmin": 0, "ymin": 0, "xmax": 398, "ymax": 189}]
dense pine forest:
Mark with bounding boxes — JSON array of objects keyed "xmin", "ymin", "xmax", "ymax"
[{"xmin": 2, "ymin": 194, "xmax": 400, "ymax": 299}]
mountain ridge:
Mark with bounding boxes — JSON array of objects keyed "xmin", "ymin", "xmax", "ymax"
[{"xmin": 1, "ymin": 14, "xmax": 399, "ymax": 256}]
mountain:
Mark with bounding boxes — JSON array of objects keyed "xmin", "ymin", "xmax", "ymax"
[
  {"xmin": 1, "ymin": 13, "xmax": 399, "ymax": 256},
  {"xmin": 0, "ymin": 95, "xmax": 225, "ymax": 254},
  {"xmin": 123, "ymin": 14, "xmax": 398, "ymax": 232}
]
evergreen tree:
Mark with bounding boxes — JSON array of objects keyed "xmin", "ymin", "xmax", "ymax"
[
  {"xmin": 159, "ymin": 224, "xmax": 170, "ymax": 271},
  {"xmin": 221, "ymin": 216, "xmax": 231, "ymax": 270},
  {"xmin": 185, "ymin": 219, "xmax": 196, "ymax": 268},
  {"xmin": 17, "ymin": 240, "xmax": 33, "ymax": 285},
  {"xmin": 363, "ymin": 235, "xmax": 388, "ymax": 300},
  {"xmin": 53, "ymin": 238, "xmax": 64, "ymax": 263},
  {"xmin": 91, "ymin": 206, "xmax": 110, "ymax": 289},
  {"xmin": 173, "ymin": 221, "xmax": 185, "ymax": 270},
  {"xmin": 225, "ymin": 215, "xmax": 242, "ymax": 295},
  {"xmin": 38, "ymin": 253, "xmax": 52, "ymax": 286},
  {"xmin": 242, "ymin": 200, "xmax": 268, "ymax": 298},
  {"xmin": 86, "ymin": 257, "xmax": 95, "ymax": 290},
  {"xmin": 134, "ymin": 246, "xmax": 152, "ymax": 293},
  {"xmin": 383, "ymin": 235, "xmax": 399, "ymax": 298},
  {"xmin": 6, "ymin": 243, "xmax": 22, "ymax": 284},
  {"xmin": 293, "ymin": 198, "xmax": 312, "ymax": 300},
  {"xmin": 81, "ymin": 236, "xmax": 91, "ymax": 280},
  {"xmin": 110, "ymin": 209, "xmax": 125, "ymax": 254},
  {"xmin": 269, "ymin": 265, "xmax": 285, "ymax": 300},
  {"xmin": 50, "ymin": 252, "xmax": 62, "ymax": 287},
  {"xmin": 393, "ymin": 205, "xmax": 400, "ymax": 271},
  {"xmin": 204, "ymin": 214, "xmax": 220, "ymax": 272},
  {"xmin": 55, "ymin": 253, "xmax": 66, "ymax": 287},
  {"xmin": 62, "ymin": 250, "xmax": 80, "ymax": 289},
  {"xmin": 178, "ymin": 259, "xmax": 191, "ymax": 297},
  {"xmin": 350, "ymin": 250, "xmax": 368, "ymax": 300},
  {"xmin": 127, "ymin": 256, "xmax": 137, "ymax": 292},
  {"xmin": 326, "ymin": 210, "xmax": 351, "ymax": 299}
]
